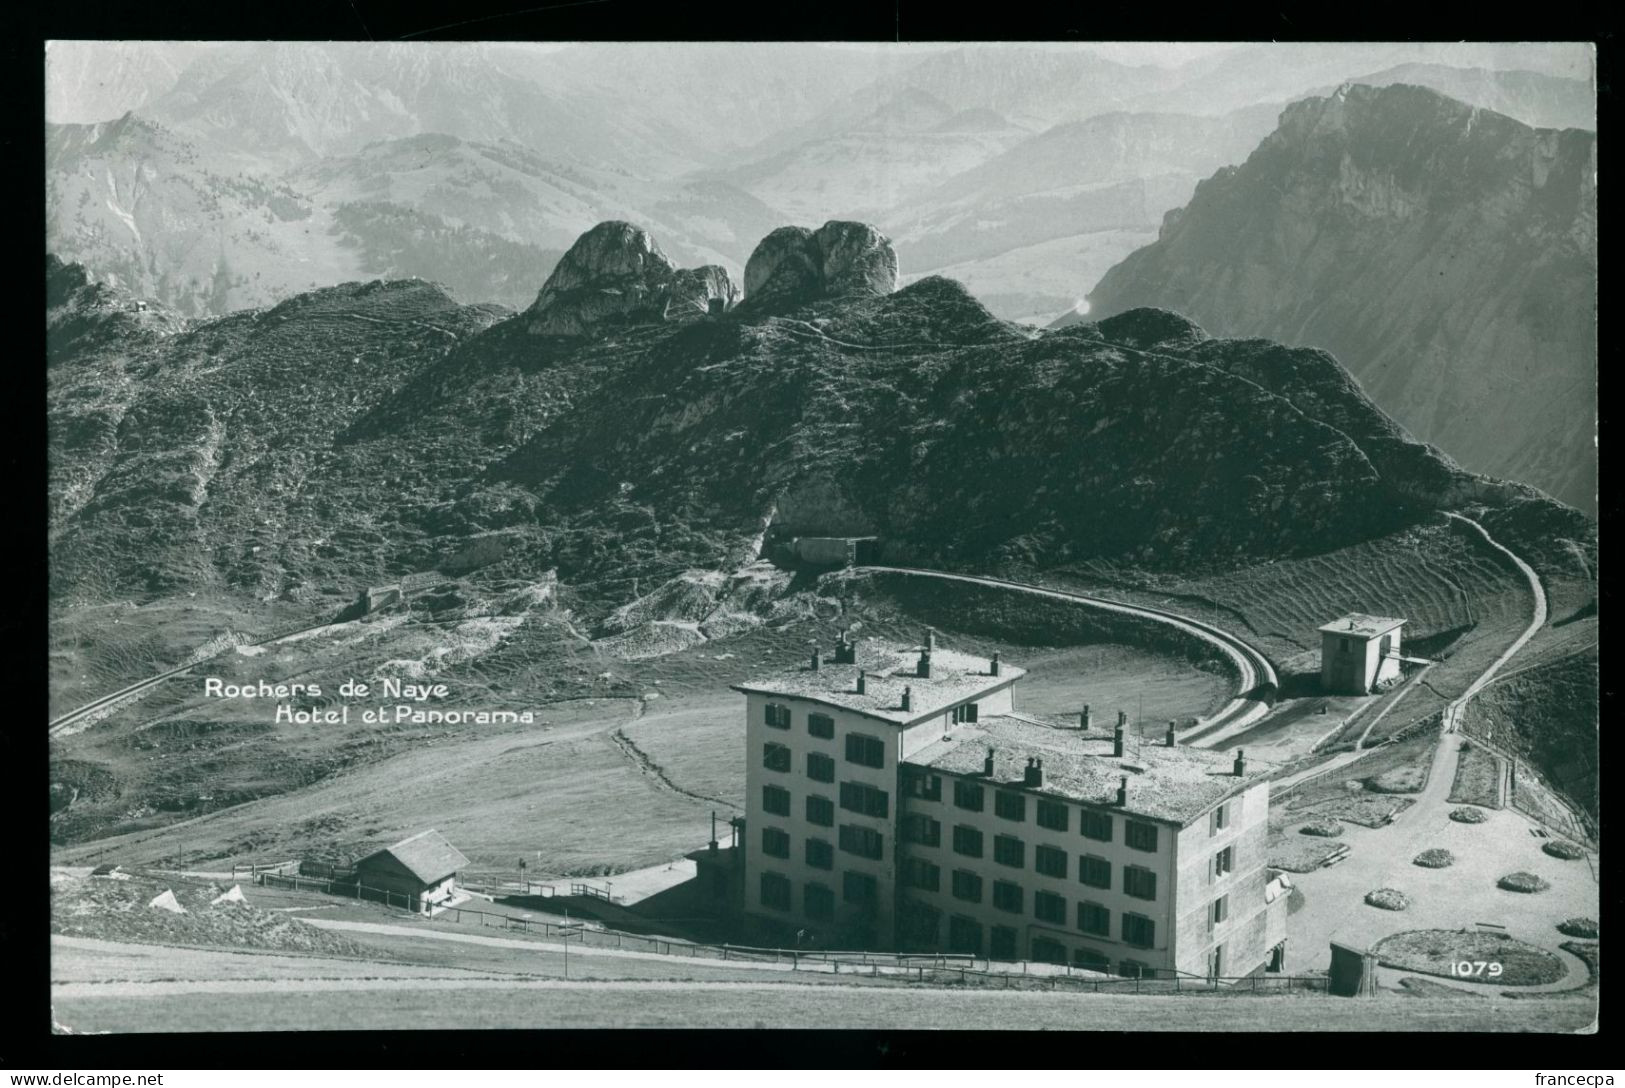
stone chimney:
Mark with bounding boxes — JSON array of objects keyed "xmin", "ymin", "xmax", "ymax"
[
  {"xmin": 1112, "ymin": 719, "xmax": 1125, "ymax": 757},
  {"xmin": 926, "ymin": 628, "xmax": 936, "ymax": 652},
  {"xmin": 991, "ymin": 651, "xmax": 1002, "ymax": 677},
  {"xmin": 856, "ymin": 670, "xmax": 867, "ymax": 695},
  {"xmin": 1233, "ymin": 749, "xmax": 1248, "ymax": 777},
  {"xmin": 1116, "ymin": 775, "xmax": 1128, "ymax": 807},
  {"xmin": 901, "ymin": 685, "xmax": 912, "ymax": 712},
  {"xmin": 1165, "ymin": 720, "xmax": 1177, "ymax": 747},
  {"xmin": 1024, "ymin": 757, "xmax": 1044, "ymax": 787},
  {"xmin": 811, "ymin": 644, "xmax": 822, "ymax": 672},
  {"xmin": 918, "ymin": 650, "xmax": 932, "ymax": 679},
  {"xmin": 983, "ymin": 749, "xmax": 996, "ymax": 777},
  {"xmin": 1080, "ymin": 705, "xmax": 1091, "ymax": 731}
]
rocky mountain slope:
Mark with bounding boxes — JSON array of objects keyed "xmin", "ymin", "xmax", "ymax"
[{"xmin": 1083, "ymin": 84, "xmax": 1597, "ymax": 513}]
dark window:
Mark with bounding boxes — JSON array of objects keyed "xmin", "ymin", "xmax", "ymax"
[
  {"xmin": 993, "ymin": 834, "xmax": 1025, "ymax": 868},
  {"xmin": 953, "ymin": 779, "xmax": 985, "ymax": 811},
  {"xmin": 838, "ymin": 824, "xmax": 884, "ymax": 861},
  {"xmin": 948, "ymin": 915, "xmax": 983, "ymax": 955},
  {"xmin": 1210, "ymin": 802, "xmax": 1230, "ymax": 834},
  {"xmin": 951, "ymin": 869, "xmax": 983, "ymax": 903},
  {"xmin": 901, "ymin": 900, "xmax": 941, "ymax": 947},
  {"xmin": 762, "ymin": 784, "xmax": 790, "ymax": 817},
  {"xmin": 1034, "ymin": 890, "xmax": 1067, "ymax": 925},
  {"xmin": 761, "ymin": 827, "xmax": 790, "ymax": 859},
  {"xmin": 1122, "ymin": 912, "xmax": 1155, "ymax": 948},
  {"xmin": 992, "ymin": 880, "xmax": 1024, "ymax": 914},
  {"xmin": 807, "ymin": 752, "xmax": 835, "ymax": 783},
  {"xmin": 994, "ymin": 791, "xmax": 1026, "ymax": 822},
  {"xmin": 1036, "ymin": 799, "xmax": 1069, "ymax": 832},
  {"xmin": 804, "ymin": 838, "xmax": 833, "ymax": 870},
  {"xmin": 1032, "ymin": 936, "xmax": 1068, "ymax": 965},
  {"xmin": 905, "ymin": 769, "xmax": 942, "ymax": 802},
  {"xmin": 804, "ymin": 882, "xmax": 834, "ymax": 920},
  {"xmin": 808, "ymin": 712, "xmax": 834, "ymax": 739},
  {"xmin": 951, "ymin": 702, "xmax": 979, "ymax": 724},
  {"xmin": 763, "ymin": 742, "xmax": 791, "ymax": 773},
  {"xmin": 1073, "ymin": 946, "xmax": 1110, "ymax": 971},
  {"xmin": 838, "ymin": 781, "xmax": 890, "ymax": 818},
  {"xmin": 903, "ymin": 858, "xmax": 940, "ymax": 892},
  {"xmin": 1077, "ymin": 900, "xmax": 1110, "ymax": 937},
  {"xmin": 1341, "ymin": 637, "xmax": 1350, "ymax": 652},
  {"xmin": 902, "ymin": 814, "xmax": 941, "ymax": 848},
  {"xmin": 952, "ymin": 824, "xmax": 983, "ymax": 858},
  {"xmin": 1118, "ymin": 960, "xmax": 1155, "ymax": 979},
  {"xmin": 1126, "ymin": 820, "xmax": 1159, "ymax": 853},
  {"xmin": 1035, "ymin": 844, "xmax": 1068, "ymax": 879},
  {"xmin": 759, "ymin": 872, "xmax": 791, "ymax": 911},
  {"xmin": 764, "ymin": 703, "xmax": 791, "ymax": 730},
  {"xmin": 990, "ymin": 925, "xmax": 1018, "ymax": 960},
  {"xmin": 1080, "ymin": 809, "xmax": 1113, "ymax": 842},
  {"xmin": 844, "ymin": 732, "xmax": 885, "ymax": 769},
  {"xmin": 1210, "ymin": 894, "xmax": 1229, "ymax": 927},
  {"xmin": 1078, "ymin": 854, "xmax": 1112, "ymax": 889},
  {"xmin": 805, "ymin": 794, "xmax": 834, "ymax": 827},
  {"xmin": 1213, "ymin": 845, "xmax": 1235, "ymax": 879},
  {"xmin": 842, "ymin": 871, "xmax": 878, "ymax": 906},
  {"xmin": 1124, "ymin": 866, "xmax": 1157, "ymax": 901}
]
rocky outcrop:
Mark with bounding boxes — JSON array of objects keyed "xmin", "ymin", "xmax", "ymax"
[
  {"xmin": 524, "ymin": 221, "xmax": 737, "ymax": 337},
  {"xmin": 743, "ymin": 220, "xmax": 898, "ymax": 307}
]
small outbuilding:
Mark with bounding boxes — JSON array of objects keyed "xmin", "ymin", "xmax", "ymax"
[
  {"xmin": 1319, "ymin": 613, "xmax": 1406, "ymax": 695},
  {"xmin": 352, "ymin": 829, "xmax": 469, "ymax": 913}
]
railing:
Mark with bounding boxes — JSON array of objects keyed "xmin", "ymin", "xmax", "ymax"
[{"xmin": 256, "ymin": 872, "xmax": 441, "ymax": 913}]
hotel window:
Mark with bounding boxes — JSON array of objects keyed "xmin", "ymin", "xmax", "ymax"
[
  {"xmin": 952, "ymin": 824, "xmax": 984, "ymax": 858},
  {"xmin": 1118, "ymin": 960, "xmax": 1155, "ymax": 979},
  {"xmin": 902, "ymin": 901, "xmax": 941, "ymax": 947},
  {"xmin": 1032, "ymin": 936, "xmax": 1068, "ymax": 965},
  {"xmin": 1212, "ymin": 845, "xmax": 1235, "ymax": 879},
  {"xmin": 804, "ymin": 838, "xmax": 833, "ymax": 871},
  {"xmin": 1209, "ymin": 894, "xmax": 1229, "ymax": 929},
  {"xmin": 905, "ymin": 769, "xmax": 942, "ymax": 802},
  {"xmin": 993, "ymin": 834, "xmax": 1025, "ymax": 868},
  {"xmin": 903, "ymin": 814, "xmax": 941, "ymax": 848},
  {"xmin": 1124, "ymin": 865, "xmax": 1158, "ymax": 901},
  {"xmin": 807, "ymin": 712, "xmax": 834, "ymax": 739},
  {"xmin": 759, "ymin": 872, "xmax": 791, "ymax": 911},
  {"xmin": 1035, "ymin": 844, "xmax": 1068, "ymax": 879},
  {"xmin": 1078, "ymin": 854, "xmax": 1112, "ymax": 890},
  {"xmin": 804, "ymin": 882, "xmax": 834, "ymax": 920},
  {"xmin": 844, "ymin": 732, "xmax": 885, "ymax": 769},
  {"xmin": 807, "ymin": 752, "xmax": 835, "ymax": 783},
  {"xmin": 994, "ymin": 791, "xmax": 1026, "ymax": 822},
  {"xmin": 1076, "ymin": 900, "xmax": 1110, "ymax": 937},
  {"xmin": 1079, "ymin": 809, "xmax": 1113, "ymax": 842},
  {"xmin": 953, "ymin": 779, "xmax": 985, "ymax": 811},
  {"xmin": 839, "ymin": 781, "xmax": 890, "ymax": 818},
  {"xmin": 1073, "ymin": 947, "xmax": 1110, "ymax": 971},
  {"xmin": 1210, "ymin": 802, "xmax": 1230, "ymax": 835},
  {"xmin": 951, "ymin": 869, "xmax": 983, "ymax": 903},
  {"xmin": 1122, "ymin": 913, "xmax": 1156, "ymax": 949},
  {"xmin": 763, "ymin": 742, "xmax": 791, "ymax": 773},
  {"xmin": 761, "ymin": 827, "xmax": 790, "ymax": 859},
  {"xmin": 764, "ymin": 703, "xmax": 791, "ymax": 730},
  {"xmin": 951, "ymin": 702, "xmax": 979, "ymax": 724},
  {"xmin": 1037, "ymin": 798, "xmax": 1069, "ymax": 832},
  {"xmin": 992, "ymin": 880, "xmax": 1024, "ymax": 914},
  {"xmin": 762, "ymin": 784, "xmax": 791, "ymax": 817},
  {"xmin": 1341, "ymin": 637, "xmax": 1351, "ymax": 652},
  {"xmin": 990, "ymin": 925, "xmax": 1018, "ymax": 960},
  {"xmin": 1125, "ymin": 819, "xmax": 1159, "ymax": 853},
  {"xmin": 843, "ymin": 871, "xmax": 878, "ymax": 906},
  {"xmin": 903, "ymin": 857, "xmax": 941, "ymax": 893},
  {"xmin": 805, "ymin": 794, "xmax": 834, "ymax": 827},
  {"xmin": 1034, "ymin": 890, "xmax": 1067, "ymax": 925},
  {"xmin": 948, "ymin": 915, "xmax": 983, "ymax": 955},
  {"xmin": 838, "ymin": 823, "xmax": 884, "ymax": 861}
]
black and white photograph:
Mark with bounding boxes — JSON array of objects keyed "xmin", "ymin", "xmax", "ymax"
[{"xmin": 43, "ymin": 37, "xmax": 1599, "ymax": 1041}]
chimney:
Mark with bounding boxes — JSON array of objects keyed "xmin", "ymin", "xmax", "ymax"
[
  {"xmin": 856, "ymin": 670, "xmax": 867, "ymax": 695},
  {"xmin": 991, "ymin": 651, "xmax": 1002, "ymax": 677},
  {"xmin": 1116, "ymin": 775, "xmax": 1128, "ymax": 807},
  {"xmin": 1024, "ymin": 757, "xmax": 1043, "ymax": 787},
  {"xmin": 1113, "ymin": 719, "xmax": 1125, "ymax": 757},
  {"xmin": 811, "ymin": 644, "xmax": 822, "ymax": 672},
  {"xmin": 1233, "ymin": 749, "xmax": 1248, "ymax": 777},
  {"xmin": 918, "ymin": 650, "xmax": 932, "ymax": 679},
  {"xmin": 926, "ymin": 628, "xmax": 936, "ymax": 652},
  {"xmin": 983, "ymin": 748, "xmax": 996, "ymax": 777},
  {"xmin": 901, "ymin": 685, "xmax": 912, "ymax": 712},
  {"xmin": 1080, "ymin": 705, "xmax": 1091, "ymax": 731},
  {"xmin": 1165, "ymin": 720, "xmax": 1177, "ymax": 747}
]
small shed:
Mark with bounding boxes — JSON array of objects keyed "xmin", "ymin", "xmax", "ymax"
[
  {"xmin": 1318, "ymin": 614, "xmax": 1406, "ymax": 694},
  {"xmin": 352, "ymin": 829, "xmax": 469, "ymax": 913}
]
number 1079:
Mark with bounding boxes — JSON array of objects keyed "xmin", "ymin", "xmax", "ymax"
[{"xmin": 1451, "ymin": 961, "xmax": 1503, "ymax": 977}]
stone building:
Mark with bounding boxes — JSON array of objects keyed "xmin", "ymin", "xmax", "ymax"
[
  {"xmin": 351, "ymin": 828, "xmax": 469, "ymax": 913},
  {"xmin": 1319, "ymin": 614, "xmax": 1406, "ymax": 694}
]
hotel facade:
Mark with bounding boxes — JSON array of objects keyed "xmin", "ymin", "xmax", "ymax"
[{"xmin": 734, "ymin": 632, "xmax": 1290, "ymax": 978}]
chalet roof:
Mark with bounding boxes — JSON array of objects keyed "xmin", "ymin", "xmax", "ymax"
[
  {"xmin": 732, "ymin": 642, "xmax": 1022, "ymax": 726},
  {"xmin": 906, "ymin": 714, "xmax": 1275, "ymax": 826},
  {"xmin": 355, "ymin": 829, "xmax": 469, "ymax": 884},
  {"xmin": 1318, "ymin": 614, "xmax": 1406, "ymax": 638}
]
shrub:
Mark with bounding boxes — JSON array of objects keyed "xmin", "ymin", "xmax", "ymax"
[
  {"xmin": 1542, "ymin": 840, "xmax": 1585, "ymax": 860},
  {"xmin": 1365, "ymin": 888, "xmax": 1410, "ymax": 911},
  {"xmin": 1448, "ymin": 806, "xmax": 1488, "ymax": 824},
  {"xmin": 1497, "ymin": 871, "xmax": 1550, "ymax": 893},
  {"xmin": 1299, "ymin": 818, "xmax": 1343, "ymax": 837},
  {"xmin": 1413, "ymin": 848, "xmax": 1455, "ymax": 868},
  {"xmin": 1557, "ymin": 918, "xmax": 1598, "ymax": 939}
]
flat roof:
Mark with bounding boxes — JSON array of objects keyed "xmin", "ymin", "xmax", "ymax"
[
  {"xmin": 906, "ymin": 714, "xmax": 1275, "ymax": 826},
  {"xmin": 732, "ymin": 642, "xmax": 1022, "ymax": 725},
  {"xmin": 1318, "ymin": 614, "xmax": 1406, "ymax": 638}
]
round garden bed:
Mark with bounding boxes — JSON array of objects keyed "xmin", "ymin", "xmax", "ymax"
[
  {"xmin": 1497, "ymin": 871, "xmax": 1551, "ymax": 894},
  {"xmin": 1364, "ymin": 888, "xmax": 1410, "ymax": 911},
  {"xmin": 1542, "ymin": 840, "xmax": 1586, "ymax": 860},
  {"xmin": 1299, "ymin": 818, "xmax": 1343, "ymax": 837},
  {"xmin": 1373, "ymin": 929, "xmax": 1567, "ymax": 986},
  {"xmin": 1413, "ymin": 848, "xmax": 1455, "ymax": 869},
  {"xmin": 1448, "ymin": 806, "xmax": 1488, "ymax": 824},
  {"xmin": 1557, "ymin": 918, "xmax": 1598, "ymax": 939}
]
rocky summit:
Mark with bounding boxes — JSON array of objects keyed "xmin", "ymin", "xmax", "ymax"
[
  {"xmin": 524, "ymin": 221, "xmax": 739, "ymax": 337},
  {"xmin": 742, "ymin": 220, "xmax": 899, "ymax": 306}
]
